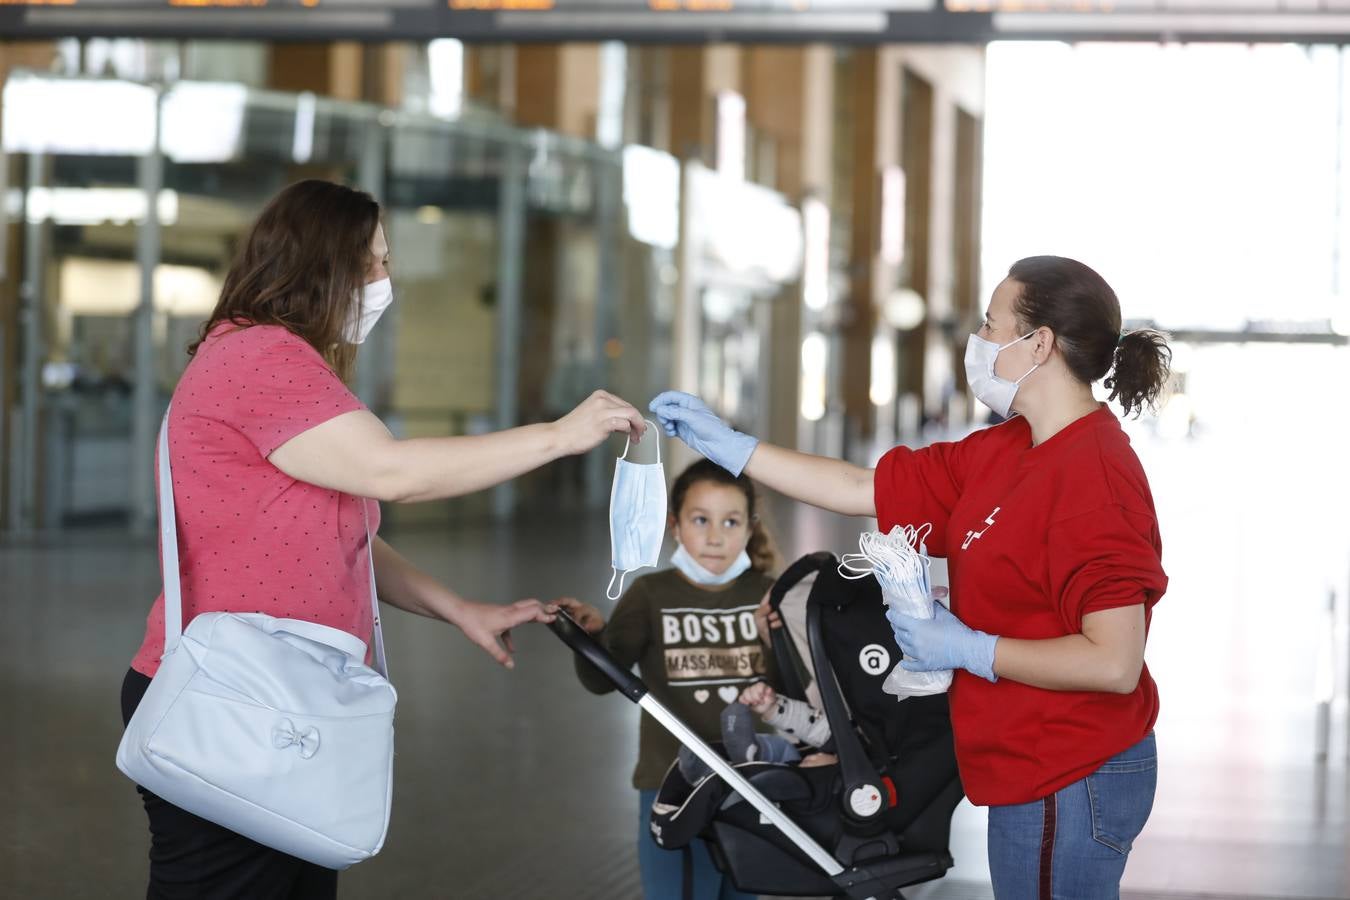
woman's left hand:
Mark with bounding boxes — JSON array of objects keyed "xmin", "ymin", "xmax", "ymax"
[
  {"xmin": 886, "ymin": 603, "xmax": 1000, "ymax": 683},
  {"xmin": 451, "ymin": 598, "xmax": 557, "ymax": 670}
]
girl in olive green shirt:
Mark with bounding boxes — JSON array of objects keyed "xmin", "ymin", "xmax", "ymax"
[{"xmin": 560, "ymin": 459, "xmax": 781, "ymax": 900}]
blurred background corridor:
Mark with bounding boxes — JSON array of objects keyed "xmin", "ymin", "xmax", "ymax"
[{"xmin": 0, "ymin": 12, "xmax": 1348, "ymax": 898}]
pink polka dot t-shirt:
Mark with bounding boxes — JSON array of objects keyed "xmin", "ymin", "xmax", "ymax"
[{"xmin": 131, "ymin": 322, "xmax": 381, "ymax": 677}]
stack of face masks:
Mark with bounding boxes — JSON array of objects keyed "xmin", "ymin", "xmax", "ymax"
[{"xmin": 839, "ymin": 525, "xmax": 953, "ymax": 700}]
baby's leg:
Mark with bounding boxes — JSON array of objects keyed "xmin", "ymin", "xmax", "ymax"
[
  {"xmin": 753, "ymin": 734, "xmax": 802, "ymax": 765},
  {"xmin": 725, "ymin": 703, "xmax": 804, "ymax": 765},
  {"xmin": 677, "ymin": 746, "xmax": 713, "ymax": 783},
  {"xmin": 721, "ymin": 702, "xmax": 759, "ymax": 763}
]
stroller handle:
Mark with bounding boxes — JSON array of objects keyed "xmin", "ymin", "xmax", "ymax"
[{"xmin": 547, "ymin": 609, "xmax": 647, "ymax": 703}]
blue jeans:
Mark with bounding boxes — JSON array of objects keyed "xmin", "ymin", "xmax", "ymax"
[
  {"xmin": 638, "ymin": 790, "xmax": 757, "ymax": 900},
  {"xmin": 986, "ymin": 733, "xmax": 1157, "ymax": 900}
]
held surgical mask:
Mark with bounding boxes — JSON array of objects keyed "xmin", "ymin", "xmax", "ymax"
[
  {"xmin": 671, "ymin": 544, "xmax": 752, "ymax": 587},
  {"xmin": 608, "ymin": 420, "xmax": 667, "ymax": 600},
  {"xmin": 345, "ymin": 277, "xmax": 394, "ymax": 345},
  {"xmin": 964, "ymin": 331, "xmax": 1038, "ymax": 419}
]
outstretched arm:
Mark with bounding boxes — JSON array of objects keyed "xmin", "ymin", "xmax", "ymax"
[
  {"xmin": 650, "ymin": 391, "xmax": 875, "ymax": 517},
  {"xmin": 744, "ymin": 443, "xmax": 876, "ymax": 518},
  {"xmin": 270, "ymin": 390, "xmax": 646, "ymax": 504},
  {"xmin": 372, "ymin": 536, "xmax": 556, "ymax": 670}
]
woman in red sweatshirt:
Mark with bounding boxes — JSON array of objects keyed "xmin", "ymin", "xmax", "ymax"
[{"xmin": 651, "ymin": 256, "xmax": 1170, "ymax": 899}]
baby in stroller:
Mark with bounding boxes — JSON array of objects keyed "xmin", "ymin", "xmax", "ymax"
[
  {"xmin": 677, "ymin": 590, "xmax": 839, "ymax": 783},
  {"xmin": 677, "ymin": 680, "xmax": 837, "ymax": 782}
]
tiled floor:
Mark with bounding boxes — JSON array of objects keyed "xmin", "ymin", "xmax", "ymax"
[{"xmin": 2, "ymin": 414, "xmax": 1348, "ymax": 899}]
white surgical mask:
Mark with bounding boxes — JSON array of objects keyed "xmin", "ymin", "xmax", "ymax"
[
  {"xmin": 608, "ymin": 421, "xmax": 667, "ymax": 600},
  {"xmin": 964, "ymin": 331, "xmax": 1039, "ymax": 418},
  {"xmin": 345, "ymin": 277, "xmax": 394, "ymax": 344},
  {"xmin": 671, "ymin": 543, "xmax": 752, "ymax": 587}
]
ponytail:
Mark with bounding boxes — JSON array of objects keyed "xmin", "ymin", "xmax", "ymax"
[{"xmin": 1104, "ymin": 329, "xmax": 1172, "ymax": 418}]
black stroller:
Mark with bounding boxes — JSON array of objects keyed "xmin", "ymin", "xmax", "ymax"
[{"xmin": 550, "ymin": 552, "xmax": 965, "ymax": 899}]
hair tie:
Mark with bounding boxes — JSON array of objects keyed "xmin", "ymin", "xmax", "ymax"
[{"xmin": 1116, "ymin": 331, "xmax": 1127, "ymax": 347}]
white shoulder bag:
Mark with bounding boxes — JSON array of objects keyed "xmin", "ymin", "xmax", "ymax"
[{"xmin": 116, "ymin": 410, "xmax": 397, "ymax": 870}]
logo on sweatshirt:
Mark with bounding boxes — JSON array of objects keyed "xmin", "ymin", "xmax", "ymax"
[
  {"xmin": 859, "ymin": 644, "xmax": 891, "ymax": 676},
  {"xmin": 661, "ymin": 604, "xmax": 768, "ymax": 687},
  {"xmin": 961, "ymin": 506, "xmax": 1001, "ymax": 550}
]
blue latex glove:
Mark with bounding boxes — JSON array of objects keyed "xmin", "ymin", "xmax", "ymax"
[
  {"xmin": 886, "ymin": 603, "xmax": 1000, "ymax": 683},
  {"xmin": 648, "ymin": 391, "xmax": 759, "ymax": 477}
]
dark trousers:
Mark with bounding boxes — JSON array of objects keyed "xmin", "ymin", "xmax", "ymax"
[{"xmin": 120, "ymin": 669, "xmax": 339, "ymax": 900}]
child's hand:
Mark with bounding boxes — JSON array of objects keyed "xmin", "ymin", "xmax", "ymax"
[
  {"xmin": 754, "ymin": 593, "xmax": 783, "ymax": 645},
  {"xmin": 740, "ymin": 681, "xmax": 777, "ymax": 715},
  {"xmin": 555, "ymin": 597, "xmax": 606, "ymax": 634}
]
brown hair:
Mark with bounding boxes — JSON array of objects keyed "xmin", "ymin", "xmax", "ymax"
[
  {"xmin": 1007, "ymin": 255, "xmax": 1172, "ymax": 418},
  {"xmin": 188, "ymin": 179, "xmax": 382, "ymax": 381},
  {"xmin": 670, "ymin": 459, "xmax": 779, "ymax": 574}
]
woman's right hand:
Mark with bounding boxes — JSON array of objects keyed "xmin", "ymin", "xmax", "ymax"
[
  {"xmin": 552, "ymin": 391, "xmax": 647, "ymax": 457},
  {"xmin": 648, "ymin": 391, "xmax": 759, "ymax": 477},
  {"xmin": 555, "ymin": 597, "xmax": 607, "ymax": 634}
]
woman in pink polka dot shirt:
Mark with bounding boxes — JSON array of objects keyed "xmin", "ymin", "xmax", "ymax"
[{"xmin": 120, "ymin": 179, "xmax": 647, "ymax": 898}]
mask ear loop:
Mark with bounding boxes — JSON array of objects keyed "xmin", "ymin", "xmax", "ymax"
[
  {"xmin": 607, "ymin": 568, "xmax": 630, "ymax": 601},
  {"xmin": 914, "ymin": 522, "xmax": 933, "ymax": 548},
  {"xmin": 998, "ymin": 330, "xmax": 1039, "ymax": 352},
  {"xmin": 837, "ymin": 554, "xmax": 875, "ymax": 580},
  {"xmin": 840, "ymin": 534, "xmax": 881, "ymax": 580},
  {"xmin": 1002, "ymin": 331, "xmax": 1040, "ymax": 385},
  {"xmin": 621, "ymin": 419, "xmax": 661, "ymax": 463}
]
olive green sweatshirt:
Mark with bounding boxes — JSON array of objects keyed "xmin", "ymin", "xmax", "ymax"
[{"xmin": 575, "ymin": 567, "xmax": 779, "ymax": 790}]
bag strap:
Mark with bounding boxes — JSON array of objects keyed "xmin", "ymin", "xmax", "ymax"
[
  {"xmin": 158, "ymin": 408, "xmax": 389, "ymax": 678},
  {"xmin": 157, "ymin": 409, "xmax": 185, "ymax": 655},
  {"xmin": 363, "ymin": 500, "xmax": 388, "ymax": 678}
]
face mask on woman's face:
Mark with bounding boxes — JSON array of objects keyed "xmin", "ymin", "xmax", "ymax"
[
  {"xmin": 345, "ymin": 277, "xmax": 394, "ymax": 344},
  {"xmin": 964, "ymin": 330, "xmax": 1038, "ymax": 418}
]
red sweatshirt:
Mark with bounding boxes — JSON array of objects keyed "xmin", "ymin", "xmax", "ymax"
[{"xmin": 874, "ymin": 405, "xmax": 1167, "ymax": 806}]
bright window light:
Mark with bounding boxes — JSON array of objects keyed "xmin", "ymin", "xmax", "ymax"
[
  {"xmin": 870, "ymin": 332, "xmax": 896, "ymax": 407},
  {"xmin": 983, "ymin": 42, "xmax": 1343, "ymax": 329},
  {"xmin": 802, "ymin": 197, "xmax": 831, "ymax": 311},
  {"xmin": 596, "ymin": 42, "xmax": 626, "ymax": 150},
  {"xmin": 161, "ymin": 81, "xmax": 247, "ymax": 163},
  {"xmin": 624, "ymin": 145, "xmax": 680, "ymax": 250},
  {"xmin": 2, "ymin": 75, "xmax": 155, "ymax": 156},
  {"xmin": 800, "ymin": 331, "xmax": 828, "ymax": 422},
  {"xmin": 428, "ymin": 39, "xmax": 465, "ymax": 120},
  {"xmin": 13, "ymin": 187, "xmax": 178, "ymax": 227},
  {"xmin": 291, "ymin": 91, "xmax": 316, "ymax": 165}
]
